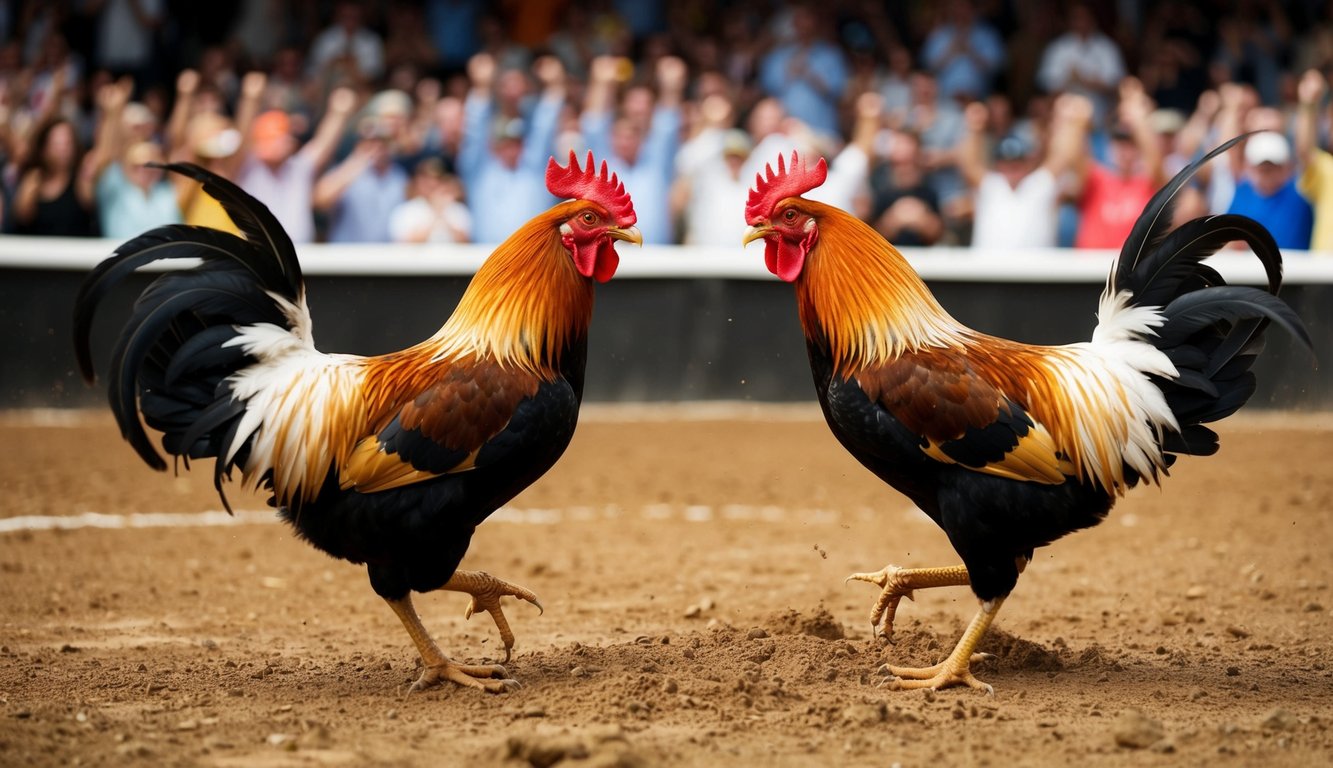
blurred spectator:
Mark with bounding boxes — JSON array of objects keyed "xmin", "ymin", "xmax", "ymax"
[
  {"xmin": 314, "ymin": 107, "xmax": 410, "ymax": 243},
  {"xmin": 758, "ymin": 3, "xmax": 849, "ymax": 140},
  {"xmin": 457, "ymin": 53, "xmax": 564, "ymax": 244},
  {"xmin": 419, "ymin": 94, "xmax": 464, "ymax": 172},
  {"xmin": 738, "ymin": 100, "xmax": 804, "ymax": 187},
  {"xmin": 308, "ymin": 0, "xmax": 385, "ymax": 88},
  {"xmin": 1206, "ymin": 82, "xmax": 1258, "ymax": 214},
  {"xmin": 613, "ymin": 0, "xmax": 667, "ymax": 42},
  {"xmin": 1139, "ymin": 1, "xmax": 1211, "ymax": 113},
  {"xmin": 424, "ymin": 0, "xmax": 485, "ymax": 76},
  {"xmin": 1227, "ymin": 131, "xmax": 1313, "ymax": 250},
  {"xmin": 3, "ymin": 0, "xmax": 1332, "ymax": 251},
  {"xmin": 383, "ymin": 2, "xmax": 440, "ymax": 77},
  {"xmin": 167, "ymin": 69, "xmax": 265, "ymax": 237},
  {"xmin": 870, "ymin": 127, "xmax": 944, "ymax": 247},
  {"xmin": 236, "ymin": 82, "xmax": 356, "ymax": 245},
  {"xmin": 581, "ymin": 54, "xmax": 685, "ymax": 245},
  {"xmin": 1212, "ymin": 4, "xmax": 1290, "ymax": 107},
  {"xmin": 802, "ymin": 91, "xmax": 880, "ymax": 219},
  {"xmin": 264, "ymin": 44, "xmax": 317, "ymax": 121},
  {"xmin": 389, "ymin": 157, "xmax": 471, "ymax": 243},
  {"xmin": 961, "ymin": 93, "xmax": 1091, "ymax": 250},
  {"xmin": 902, "ymin": 71, "xmax": 967, "ymax": 220},
  {"xmin": 878, "ymin": 45, "xmax": 915, "ymax": 127},
  {"xmin": 92, "ymin": 0, "xmax": 164, "ymax": 83},
  {"xmin": 1296, "ymin": 68, "xmax": 1333, "ymax": 251},
  {"xmin": 361, "ymin": 88, "xmax": 417, "ymax": 169},
  {"xmin": 673, "ymin": 94, "xmax": 751, "ymax": 246},
  {"xmin": 921, "ymin": 0, "xmax": 1005, "ymax": 102},
  {"xmin": 229, "ymin": 0, "xmax": 287, "ymax": 66},
  {"xmin": 1037, "ymin": 3, "xmax": 1125, "ymax": 123},
  {"xmin": 1069, "ymin": 79, "xmax": 1167, "ymax": 249},
  {"xmin": 86, "ymin": 77, "xmax": 180, "ymax": 238},
  {"xmin": 12, "ymin": 115, "xmax": 95, "ymax": 236}
]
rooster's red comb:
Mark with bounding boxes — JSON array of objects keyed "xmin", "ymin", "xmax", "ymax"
[
  {"xmin": 745, "ymin": 151, "xmax": 828, "ymax": 224},
  {"xmin": 546, "ymin": 150, "xmax": 636, "ymax": 227}
]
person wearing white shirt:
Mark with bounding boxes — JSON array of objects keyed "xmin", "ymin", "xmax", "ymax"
[
  {"xmin": 390, "ymin": 159, "xmax": 472, "ymax": 244},
  {"xmin": 961, "ymin": 94, "xmax": 1092, "ymax": 250},
  {"xmin": 1037, "ymin": 4, "xmax": 1125, "ymax": 122},
  {"xmin": 307, "ymin": 1, "xmax": 385, "ymax": 85}
]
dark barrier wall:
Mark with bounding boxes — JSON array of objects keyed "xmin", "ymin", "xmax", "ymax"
[{"xmin": 4, "ymin": 267, "xmax": 1327, "ymax": 409}]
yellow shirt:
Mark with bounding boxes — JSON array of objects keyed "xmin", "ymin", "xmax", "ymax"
[
  {"xmin": 1298, "ymin": 147, "xmax": 1333, "ymax": 253},
  {"xmin": 182, "ymin": 182, "xmax": 242, "ymax": 237}
]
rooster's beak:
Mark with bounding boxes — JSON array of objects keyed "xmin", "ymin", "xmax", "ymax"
[
  {"xmin": 742, "ymin": 224, "xmax": 771, "ymax": 246},
  {"xmin": 609, "ymin": 226, "xmax": 643, "ymax": 246}
]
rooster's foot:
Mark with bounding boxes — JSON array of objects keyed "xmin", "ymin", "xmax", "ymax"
[
  {"xmin": 878, "ymin": 653, "xmax": 996, "ymax": 694},
  {"xmin": 410, "ymin": 659, "xmax": 520, "ymax": 694},
  {"xmin": 846, "ymin": 563, "xmax": 970, "ymax": 643},
  {"xmin": 442, "ymin": 570, "xmax": 543, "ymax": 662}
]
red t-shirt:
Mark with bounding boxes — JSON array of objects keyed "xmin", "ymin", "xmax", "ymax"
[{"xmin": 1075, "ymin": 164, "xmax": 1156, "ymax": 249}]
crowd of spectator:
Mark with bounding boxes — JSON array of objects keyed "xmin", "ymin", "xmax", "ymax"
[{"xmin": 3, "ymin": 0, "xmax": 1333, "ymax": 252}]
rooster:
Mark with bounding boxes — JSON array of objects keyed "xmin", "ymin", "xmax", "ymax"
[
  {"xmin": 74, "ymin": 151, "xmax": 641, "ymax": 693},
  {"xmin": 742, "ymin": 141, "xmax": 1312, "ymax": 693}
]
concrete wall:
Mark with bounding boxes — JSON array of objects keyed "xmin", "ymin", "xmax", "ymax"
[{"xmin": 2, "ymin": 239, "xmax": 1328, "ymax": 409}]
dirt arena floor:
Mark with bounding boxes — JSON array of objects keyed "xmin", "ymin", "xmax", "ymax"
[{"xmin": 1, "ymin": 405, "xmax": 1331, "ymax": 767}]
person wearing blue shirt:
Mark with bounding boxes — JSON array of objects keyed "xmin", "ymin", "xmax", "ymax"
[
  {"xmin": 758, "ymin": 5, "xmax": 849, "ymax": 139},
  {"xmin": 921, "ymin": 0, "xmax": 1006, "ymax": 101},
  {"xmin": 95, "ymin": 142, "xmax": 182, "ymax": 240},
  {"xmin": 1227, "ymin": 132, "xmax": 1314, "ymax": 251},
  {"xmin": 457, "ymin": 53, "xmax": 565, "ymax": 244},
  {"xmin": 315, "ymin": 120, "xmax": 409, "ymax": 243},
  {"xmin": 579, "ymin": 55, "xmax": 686, "ymax": 246}
]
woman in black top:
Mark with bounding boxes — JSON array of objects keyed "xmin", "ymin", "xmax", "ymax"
[{"xmin": 13, "ymin": 117, "xmax": 97, "ymax": 236}]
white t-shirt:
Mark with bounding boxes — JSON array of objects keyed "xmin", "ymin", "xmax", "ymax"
[
  {"xmin": 389, "ymin": 197, "xmax": 472, "ymax": 244},
  {"xmin": 677, "ymin": 129, "xmax": 750, "ymax": 246},
  {"xmin": 971, "ymin": 167, "xmax": 1060, "ymax": 249}
]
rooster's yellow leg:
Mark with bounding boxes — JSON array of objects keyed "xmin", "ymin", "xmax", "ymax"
[
  {"xmin": 385, "ymin": 594, "xmax": 519, "ymax": 694},
  {"xmin": 439, "ymin": 570, "xmax": 543, "ymax": 663},
  {"xmin": 846, "ymin": 563, "xmax": 970, "ymax": 641},
  {"xmin": 879, "ymin": 598, "xmax": 1004, "ymax": 694}
]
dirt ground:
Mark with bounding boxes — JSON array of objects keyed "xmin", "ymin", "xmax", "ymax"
[{"xmin": 1, "ymin": 405, "xmax": 1331, "ymax": 767}]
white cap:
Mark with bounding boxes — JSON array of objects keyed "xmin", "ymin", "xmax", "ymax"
[{"xmin": 1244, "ymin": 132, "xmax": 1290, "ymax": 166}]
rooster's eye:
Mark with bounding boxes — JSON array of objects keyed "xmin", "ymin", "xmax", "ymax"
[
  {"xmin": 582, "ymin": 212, "xmax": 597, "ymax": 225},
  {"xmin": 784, "ymin": 209, "xmax": 797, "ymax": 222}
]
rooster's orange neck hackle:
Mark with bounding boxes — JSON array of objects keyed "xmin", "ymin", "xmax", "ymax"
[
  {"xmin": 747, "ymin": 151, "xmax": 964, "ymax": 374},
  {"xmin": 406, "ymin": 149, "xmax": 637, "ymax": 380},
  {"xmin": 796, "ymin": 203, "xmax": 965, "ymax": 374}
]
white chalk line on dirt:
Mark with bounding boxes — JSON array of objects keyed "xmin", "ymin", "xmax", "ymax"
[{"xmin": 0, "ymin": 503, "xmax": 898, "ymax": 534}]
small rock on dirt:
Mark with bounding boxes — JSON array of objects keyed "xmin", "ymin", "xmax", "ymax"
[
  {"xmin": 1113, "ymin": 708, "xmax": 1165, "ymax": 749},
  {"xmin": 1260, "ymin": 708, "xmax": 1299, "ymax": 731}
]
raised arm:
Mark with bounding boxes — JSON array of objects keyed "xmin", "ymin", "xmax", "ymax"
[
  {"xmin": 580, "ymin": 56, "xmax": 621, "ymax": 160},
  {"xmin": 166, "ymin": 69, "xmax": 199, "ymax": 158},
  {"xmin": 1296, "ymin": 68, "xmax": 1327, "ymax": 169},
  {"xmin": 1215, "ymin": 83, "xmax": 1249, "ymax": 179},
  {"xmin": 520, "ymin": 55, "xmax": 567, "ymax": 171},
  {"xmin": 850, "ymin": 90, "xmax": 883, "ymax": 158},
  {"xmin": 457, "ymin": 53, "xmax": 497, "ymax": 181},
  {"xmin": 1119, "ymin": 77, "xmax": 1165, "ymax": 187},
  {"xmin": 86, "ymin": 76, "xmax": 134, "ymax": 179},
  {"xmin": 1175, "ymin": 89, "xmax": 1219, "ymax": 163},
  {"xmin": 303, "ymin": 86, "xmax": 357, "ymax": 170},
  {"xmin": 957, "ymin": 100, "xmax": 990, "ymax": 189},
  {"xmin": 639, "ymin": 56, "xmax": 686, "ymax": 171},
  {"xmin": 1043, "ymin": 92, "xmax": 1094, "ymax": 185},
  {"xmin": 313, "ymin": 139, "xmax": 381, "ymax": 211}
]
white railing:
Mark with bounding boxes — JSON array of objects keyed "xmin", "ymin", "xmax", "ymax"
[{"xmin": 2, "ymin": 235, "xmax": 1331, "ymax": 284}]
